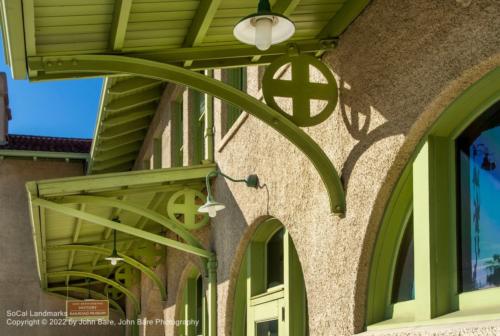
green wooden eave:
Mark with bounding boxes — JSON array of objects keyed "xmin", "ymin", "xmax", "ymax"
[
  {"xmin": 26, "ymin": 163, "xmax": 216, "ymax": 313},
  {"xmin": 89, "ymin": 75, "xmax": 165, "ymax": 174},
  {"xmin": 0, "ymin": 0, "xmax": 370, "ymax": 80}
]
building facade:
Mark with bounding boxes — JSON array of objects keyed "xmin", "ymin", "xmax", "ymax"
[{"xmin": 0, "ymin": 0, "xmax": 499, "ymax": 336}]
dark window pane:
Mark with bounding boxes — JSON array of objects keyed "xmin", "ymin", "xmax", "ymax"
[
  {"xmin": 196, "ymin": 275, "xmax": 203, "ymax": 335},
  {"xmin": 256, "ymin": 319, "xmax": 278, "ymax": 336},
  {"xmin": 392, "ymin": 215, "xmax": 415, "ymax": 303},
  {"xmin": 267, "ymin": 229, "xmax": 284, "ymax": 289},
  {"xmin": 457, "ymin": 101, "xmax": 500, "ymax": 292}
]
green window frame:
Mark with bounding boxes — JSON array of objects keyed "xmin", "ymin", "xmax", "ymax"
[
  {"xmin": 367, "ymin": 68, "xmax": 500, "ymax": 330},
  {"xmin": 232, "ymin": 218, "xmax": 308, "ymax": 336},
  {"xmin": 152, "ymin": 136, "xmax": 162, "ymax": 169},
  {"xmin": 223, "ymin": 67, "xmax": 247, "ymax": 134},
  {"xmin": 172, "ymin": 99, "xmax": 184, "ymax": 167},
  {"xmin": 179, "ymin": 268, "xmax": 206, "ymax": 336}
]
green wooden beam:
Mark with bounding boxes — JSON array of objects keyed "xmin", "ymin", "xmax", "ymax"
[
  {"xmin": 108, "ymin": 78, "xmax": 162, "ymax": 95},
  {"xmin": 272, "ymin": 0, "xmax": 301, "ymax": 16},
  {"xmin": 109, "ymin": 0, "xmax": 132, "ymax": 51},
  {"xmin": 104, "ymin": 108, "xmax": 156, "ymax": 127},
  {"xmin": 33, "ymin": 163, "xmax": 215, "ymax": 197},
  {"xmin": 49, "ymin": 245, "xmax": 167, "ymax": 301},
  {"xmin": 91, "ymin": 153, "xmax": 137, "ymax": 171},
  {"xmin": 91, "ymin": 142, "xmax": 142, "ymax": 162},
  {"xmin": 183, "ymin": 0, "xmax": 223, "ymax": 47},
  {"xmin": 32, "ymin": 197, "xmax": 213, "ymax": 258},
  {"xmin": 28, "ymin": 55, "xmax": 345, "ymax": 214},
  {"xmin": 96, "ymin": 130, "xmax": 146, "ymax": 152},
  {"xmin": 125, "ymin": 38, "xmax": 333, "ymax": 66},
  {"xmin": 47, "ymin": 271, "xmax": 140, "ymax": 314},
  {"xmin": 47, "ymin": 287, "xmax": 125, "ymax": 318},
  {"xmin": 317, "ymin": 0, "xmax": 370, "ymax": 38},
  {"xmin": 99, "ymin": 120, "xmax": 150, "ymax": 140},
  {"xmin": 0, "ymin": 0, "xmax": 27, "ymax": 79},
  {"xmin": 57, "ymin": 195, "xmax": 204, "ymax": 249},
  {"xmin": 105, "ymin": 87, "xmax": 162, "ymax": 112}
]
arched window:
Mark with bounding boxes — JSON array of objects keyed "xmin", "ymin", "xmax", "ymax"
[
  {"xmin": 232, "ymin": 218, "xmax": 308, "ymax": 336},
  {"xmin": 367, "ymin": 68, "xmax": 500, "ymax": 329},
  {"xmin": 179, "ymin": 268, "xmax": 205, "ymax": 336}
]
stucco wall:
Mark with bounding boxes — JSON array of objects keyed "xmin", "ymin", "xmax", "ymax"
[
  {"xmin": 0, "ymin": 158, "xmax": 121, "ymax": 336},
  {"xmin": 136, "ymin": 0, "xmax": 500, "ymax": 335}
]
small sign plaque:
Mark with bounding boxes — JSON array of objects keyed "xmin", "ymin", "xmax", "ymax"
[{"xmin": 66, "ymin": 300, "xmax": 109, "ymax": 320}]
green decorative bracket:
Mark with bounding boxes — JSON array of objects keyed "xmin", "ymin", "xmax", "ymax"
[
  {"xmin": 133, "ymin": 241, "xmax": 165, "ymax": 268},
  {"xmin": 262, "ymin": 54, "xmax": 338, "ymax": 127},
  {"xmin": 48, "ymin": 244, "xmax": 167, "ymax": 301},
  {"xmin": 47, "ymin": 270, "xmax": 140, "ymax": 314},
  {"xmin": 167, "ymin": 188, "xmax": 209, "ymax": 230},
  {"xmin": 114, "ymin": 265, "xmax": 135, "ymax": 288},
  {"xmin": 28, "ymin": 55, "xmax": 346, "ymax": 214},
  {"xmin": 105, "ymin": 284, "xmax": 124, "ymax": 301}
]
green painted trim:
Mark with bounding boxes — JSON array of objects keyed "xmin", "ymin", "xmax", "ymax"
[
  {"xmin": 55, "ymin": 195, "xmax": 204, "ymax": 249},
  {"xmin": 47, "ymin": 271, "xmax": 140, "ymax": 315},
  {"xmin": 26, "ymin": 181, "xmax": 47, "ymax": 288},
  {"xmin": 318, "ymin": 0, "xmax": 371, "ymax": 38},
  {"xmin": 0, "ymin": 0, "xmax": 27, "ymax": 79},
  {"xmin": 28, "ymin": 55, "xmax": 345, "ymax": 214},
  {"xmin": 48, "ymin": 244, "xmax": 167, "ymax": 301},
  {"xmin": 32, "ymin": 198, "xmax": 213, "ymax": 258},
  {"xmin": 47, "ymin": 286, "xmax": 125, "ymax": 318},
  {"xmin": 109, "ymin": 0, "xmax": 132, "ymax": 51},
  {"xmin": 366, "ymin": 168, "xmax": 412, "ymax": 325},
  {"xmin": 273, "ymin": 0, "xmax": 301, "ymax": 16},
  {"xmin": 207, "ymin": 255, "xmax": 217, "ymax": 336},
  {"xmin": 183, "ymin": 0, "xmax": 223, "ymax": 47},
  {"xmin": 0, "ymin": 149, "xmax": 89, "ymax": 160},
  {"xmin": 33, "ymin": 163, "xmax": 215, "ymax": 197},
  {"xmin": 366, "ymin": 68, "xmax": 500, "ymax": 329}
]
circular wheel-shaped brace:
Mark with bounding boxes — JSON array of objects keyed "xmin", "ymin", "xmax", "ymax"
[
  {"xmin": 104, "ymin": 284, "xmax": 124, "ymax": 301},
  {"xmin": 167, "ymin": 188, "xmax": 209, "ymax": 230},
  {"xmin": 133, "ymin": 242, "xmax": 164, "ymax": 268},
  {"xmin": 262, "ymin": 54, "xmax": 338, "ymax": 127},
  {"xmin": 114, "ymin": 265, "xmax": 134, "ymax": 288}
]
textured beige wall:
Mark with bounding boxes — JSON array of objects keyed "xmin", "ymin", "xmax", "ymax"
[
  {"xmin": 136, "ymin": 0, "xmax": 500, "ymax": 335},
  {"xmin": 0, "ymin": 158, "xmax": 121, "ymax": 336}
]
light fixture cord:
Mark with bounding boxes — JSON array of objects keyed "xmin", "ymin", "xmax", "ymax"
[{"xmin": 258, "ymin": 0, "xmax": 271, "ymax": 12}]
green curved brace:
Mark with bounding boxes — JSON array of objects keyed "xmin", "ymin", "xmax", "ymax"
[
  {"xmin": 28, "ymin": 55, "xmax": 346, "ymax": 214},
  {"xmin": 33, "ymin": 197, "xmax": 213, "ymax": 258},
  {"xmin": 49, "ymin": 244, "xmax": 167, "ymax": 301},
  {"xmin": 47, "ymin": 271, "xmax": 140, "ymax": 314},
  {"xmin": 57, "ymin": 195, "xmax": 204, "ymax": 249},
  {"xmin": 46, "ymin": 286, "xmax": 126, "ymax": 317}
]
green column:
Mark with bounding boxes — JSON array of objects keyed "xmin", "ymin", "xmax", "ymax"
[{"xmin": 207, "ymin": 255, "xmax": 218, "ymax": 336}]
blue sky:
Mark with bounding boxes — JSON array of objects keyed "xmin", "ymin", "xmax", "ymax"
[{"xmin": 0, "ymin": 39, "xmax": 102, "ymax": 138}]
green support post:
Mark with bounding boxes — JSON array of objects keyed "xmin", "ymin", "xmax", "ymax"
[{"xmin": 207, "ymin": 255, "xmax": 218, "ymax": 336}]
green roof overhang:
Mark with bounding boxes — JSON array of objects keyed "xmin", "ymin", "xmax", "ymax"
[{"xmin": 26, "ymin": 164, "xmax": 216, "ymax": 315}]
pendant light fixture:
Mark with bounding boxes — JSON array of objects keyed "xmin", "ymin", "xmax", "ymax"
[
  {"xmin": 233, "ymin": 0, "xmax": 295, "ymax": 51},
  {"xmin": 105, "ymin": 219, "xmax": 124, "ymax": 266}
]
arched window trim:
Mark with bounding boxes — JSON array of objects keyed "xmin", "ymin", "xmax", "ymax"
[
  {"xmin": 178, "ymin": 267, "xmax": 207, "ymax": 336},
  {"xmin": 231, "ymin": 218, "xmax": 308, "ymax": 336},
  {"xmin": 367, "ymin": 67, "xmax": 500, "ymax": 330}
]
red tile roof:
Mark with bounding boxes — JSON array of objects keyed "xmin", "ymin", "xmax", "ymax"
[{"xmin": 0, "ymin": 134, "xmax": 91, "ymax": 153}]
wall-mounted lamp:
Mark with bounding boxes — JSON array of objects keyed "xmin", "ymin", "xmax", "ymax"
[
  {"xmin": 198, "ymin": 171, "xmax": 259, "ymax": 218},
  {"xmin": 105, "ymin": 219, "xmax": 124, "ymax": 265},
  {"xmin": 233, "ymin": 0, "xmax": 295, "ymax": 51}
]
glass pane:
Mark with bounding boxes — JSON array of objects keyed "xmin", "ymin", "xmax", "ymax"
[
  {"xmin": 196, "ymin": 275, "xmax": 203, "ymax": 335},
  {"xmin": 267, "ymin": 229, "xmax": 284, "ymax": 289},
  {"xmin": 256, "ymin": 319, "xmax": 278, "ymax": 336},
  {"xmin": 391, "ymin": 215, "xmax": 415, "ymax": 302},
  {"xmin": 457, "ymin": 101, "xmax": 500, "ymax": 292}
]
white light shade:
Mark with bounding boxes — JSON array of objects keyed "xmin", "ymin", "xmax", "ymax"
[
  {"xmin": 233, "ymin": 14, "xmax": 295, "ymax": 51},
  {"xmin": 198, "ymin": 199, "xmax": 226, "ymax": 218}
]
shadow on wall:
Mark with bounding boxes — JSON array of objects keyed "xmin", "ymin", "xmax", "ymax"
[{"xmin": 317, "ymin": 0, "xmax": 500, "ymax": 333}]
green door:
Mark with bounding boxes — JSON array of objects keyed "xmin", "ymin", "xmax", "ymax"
[{"xmin": 248, "ymin": 292, "xmax": 285, "ymax": 336}]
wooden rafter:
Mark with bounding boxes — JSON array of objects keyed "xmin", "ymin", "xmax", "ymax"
[{"xmin": 109, "ymin": 0, "xmax": 132, "ymax": 51}]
